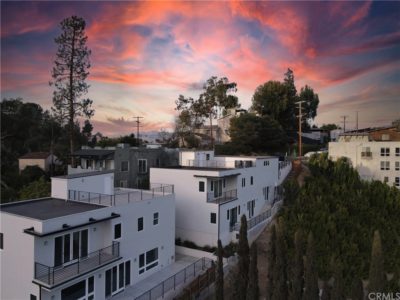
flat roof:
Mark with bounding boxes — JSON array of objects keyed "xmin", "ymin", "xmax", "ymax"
[
  {"xmin": 154, "ymin": 166, "xmax": 234, "ymax": 171},
  {"xmin": 53, "ymin": 170, "xmax": 114, "ymax": 179},
  {"xmin": 0, "ymin": 198, "xmax": 105, "ymax": 220}
]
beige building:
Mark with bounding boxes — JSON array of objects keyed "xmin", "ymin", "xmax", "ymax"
[
  {"xmin": 18, "ymin": 152, "xmax": 59, "ymax": 172},
  {"xmin": 329, "ymin": 124, "xmax": 400, "ymax": 189}
]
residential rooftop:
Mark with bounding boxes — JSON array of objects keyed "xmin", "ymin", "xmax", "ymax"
[
  {"xmin": 19, "ymin": 152, "xmax": 51, "ymax": 159},
  {"xmin": 0, "ymin": 198, "xmax": 105, "ymax": 220},
  {"xmin": 53, "ymin": 170, "xmax": 114, "ymax": 179}
]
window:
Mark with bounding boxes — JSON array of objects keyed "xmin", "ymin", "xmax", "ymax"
[
  {"xmin": 263, "ymin": 187, "xmax": 269, "ymax": 200},
  {"xmin": 238, "ymin": 206, "xmax": 240, "ymax": 215},
  {"xmin": 62, "ymin": 276, "xmax": 94, "ymax": 300},
  {"xmin": 380, "ymin": 161, "xmax": 390, "ymax": 170},
  {"xmin": 138, "ymin": 159, "xmax": 147, "ymax": 173},
  {"xmin": 210, "ymin": 212, "xmax": 217, "ymax": 224},
  {"xmin": 105, "ymin": 262, "xmax": 130, "ymax": 297},
  {"xmin": 139, "ymin": 248, "xmax": 158, "ymax": 274},
  {"xmin": 199, "ymin": 181, "xmax": 205, "ymax": 192},
  {"xmin": 380, "ymin": 148, "xmax": 390, "ymax": 156},
  {"xmin": 119, "ymin": 180, "xmax": 128, "ymax": 188},
  {"xmin": 250, "ymin": 176, "xmax": 253, "ymax": 185},
  {"xmin": 153, "ymin": 212, "xmax": 159, "ymax": 225},
  {"xmin": 0, "ymin": 233, "xmax": 3, "ymax": 250},
  {"xmin": 114, "ymin": 224, "xmax": 121, "ymax": 240},
  {"xmin": 138, "ymin": 217, "xmax": 144, "ymax": 231},
  {"xmin": 242, "ymin": 178, "xmax": 246, "ymax": 187},
  {"xmin": 384, "ymin": 177, "xmax": 389, "ymax": 183},
  {"xmin": 396, "ymin": 162, "xmax": 400, "ymax": 171},
  {"xmin": 396, "ymin": 148, "xmax": 400, "ymax": 156},
  {"xmin": 213, "ymin": 179, "xmax": 223, "ymax": 198},
  {"xmin": 227, "ymin": 210, "xmax": 230, "ymax": 220},
  {"xmin": 395, "ymin": 177, "xmax": 399, "ymax": 187},
  {"xmin": 54, "ymin": 229, "xmax": 88, "ymax": 267},
  {"xmin": 264, "ymin": 160, "xmax": 270, "ymax": 166},
  {"xmin": 247, "ymin": 200, "xmax": 255, "ymax": 218},
  {"xmin": 121, "ymin": 161, "xmax": 129, "ymax": 172},
  {"xmin": 30, "ymin": 295, "xmax": 37, "ymax": 300},
  {"xmin": 206, "ymin": 154, "xmax": 210, "ymax": 160}
]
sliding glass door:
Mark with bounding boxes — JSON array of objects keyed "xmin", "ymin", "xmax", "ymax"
[{"xmin": 54, "ymin": 229, "xmax": 89, "ymax": 267}]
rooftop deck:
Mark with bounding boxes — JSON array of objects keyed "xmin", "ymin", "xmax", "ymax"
[
  {"xmin": 68, "ymin": 184, "xmax": 174, "ymax": 206},
  {"xmin": 0, "ymin": 198, "xmax": 104, "ymax": 220}
]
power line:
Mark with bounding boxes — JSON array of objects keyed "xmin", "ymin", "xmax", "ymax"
[{"xmin": 133, "ymin": 116, "xmax": 144, "ymax": 146}]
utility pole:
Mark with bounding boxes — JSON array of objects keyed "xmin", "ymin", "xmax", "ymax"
[
  {"xmin": 341, "ymin": 115, "xmax": 349, "ymax": 133},
  {"xmin": 133, "ymin": 116, "xmax": 144, "ymax": 147},
  {"xmin": 355, "ymin": 111, "xmax": 359, "ymax": 131},
  {"xmin": 296, "ymin": 101, "xmax": 305, "ymax": 157}
]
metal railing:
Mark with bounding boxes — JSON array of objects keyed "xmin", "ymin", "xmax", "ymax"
[
  {"xmin": 207, "ymin": 189, "xmax": 238, "ymax": 204},
  {"xmin": 34, "ymin": 242, "xmax": 120, "ymax": 286},
  {"xmin": 230, "ymin": 200, "xmax": 282, "ymax": 232},
  {"xmin": 134, "ymin": 257, "xmax": 214, "ymax": 300},
  {"xmin": 68, "ymin": 184, "xmax": 174, "ymax": 206},
  {"xmin": 185, "ymin": 159, "xmax": 254, "ymax": 169}
]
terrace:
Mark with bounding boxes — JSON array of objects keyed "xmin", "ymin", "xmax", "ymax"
[{"xmin": 68, "ymin": 183, "xmax": 174, "ymax": 206}]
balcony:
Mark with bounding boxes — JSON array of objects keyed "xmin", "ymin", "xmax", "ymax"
[
  {"xmin": 207, "ymin": 189, "xmax": 238, "ymax": 204},
  {"xmin": 184, "ymin": 159, "xmax": 254, "ymax": 169},
  {"xmin": 34, "ymin": 242, "xmax": 120, "ymax": 288},
  {"xmin": 361, "ymin": 151, "xmax": 372, "ymax": 159}
]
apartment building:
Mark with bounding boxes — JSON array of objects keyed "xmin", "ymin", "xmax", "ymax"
[
  {"xmin": 329, "ymin": 125, "xmax": 400, "ymax": 188},
  {"xmin": 69, "ymin": 144, "xmax": 179, "ymax": 188},
  {"xmin": 0, "ymin": 171, "xmax": 175, "ymax": 300},
  {"xmin": 150, "ymin": 150, "xmax": 291, "ymax": 247}
]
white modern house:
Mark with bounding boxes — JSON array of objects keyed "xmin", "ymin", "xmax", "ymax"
[
  {"xmin": 150, "ymin": 150, "xmax": 291, "ymax": 247},
  {"xmin": 329, "ymin": 125, "xmax": 400, "ymax": 189},
  {"xmin": 0, "ymin": 170, "xmax": 175, "ymax": 300}
]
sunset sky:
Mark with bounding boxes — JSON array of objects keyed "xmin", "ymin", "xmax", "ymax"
[{"xmin": 1, "ymin": 1, "xmax": 399, "ymax": 136}]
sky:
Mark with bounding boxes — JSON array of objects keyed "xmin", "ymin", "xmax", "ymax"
[{"xmin": 1, "ymin": 1, "xmax": 400, "ymax": 136}]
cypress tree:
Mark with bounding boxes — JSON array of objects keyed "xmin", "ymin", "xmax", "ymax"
[
  {"xmin": 235, "ymin": 214, "xmax": 250, "ymax": 300},
  {"xmin": 272, "ymin": 221, "xmax": 288, "ymax": 300},
  {"xmin": 331, "ymin": 261, "xmax": 345, "ymax": 300},
  {"xmin": 289, "ymin": 229, "xmax": 305, "ymax": 300},
  {"xmin": 303, "ymin": 232, "xmax": 319, "ymax": 300},
  {"xmin": 321, "ymin": 280, "xmax": 331, "ymax": 300},
  {"xmin": 350, "ymin": 278, "xmax": 364, "ymax": 300},
  {"xmin": 368, "ymin": 230, "xmax": 385, "ymax": 293},
  {"xmin": 215, "ymin": 239, "xmax": 224, "ymax": 300},
  {"xmin": 247, "ymin": 242, "xmax": 259, "ymax": 300},
  {"xmin": 266, "ymin": 224, "xmax": 277, "ymax": 300}
]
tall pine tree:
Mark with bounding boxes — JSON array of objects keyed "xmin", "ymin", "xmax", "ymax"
[
  {"xmin": 234, "ymin": 214, "xmax": 250, "ymax": 300},
  {"xmin": 368, "ymin": 230, "xmax": 385, "ymax": 293},
  {"xmin": 272, "ymin": 220, "xmax": 288, "ymax": 300},
  {"xmin": 247, "ymin": 242, "xmax": 259, "ymax": 300},
  {"xmin": 215, "ymin": 239, "xmax": 224, "ymax": 300},
  {"xmin": 289, "ymin": 229, "xmax": 305, "ymax": 300},
  {"xmin": 266, "ymin": 224, "xmax": 277, "ymax": 300},
  {"xmin": 50, "ymin": 16, "xmax": 94, "ymax": 164},
  {"xmin": 303, "ymin": 232, "xmax": 319, "ymax": 300}
]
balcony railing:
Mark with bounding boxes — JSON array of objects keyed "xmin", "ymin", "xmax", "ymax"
[
  {"xmin": 34, "ymin": 242, "xmax": 120, "ymax": 288},
  {"xmin": 207, "ymin": 189, "xmax": 238, "ymax": 204},
  {"xmin": 68, "ymin": 184, "xmax": 174, "ymax": 206},
  {"xmin": 361, "ymin": 151, "xmax": 372, "ymax": 158},
  {"xmin": 185, "ymin": 159, "xmax": 254, "ymax": 169}
]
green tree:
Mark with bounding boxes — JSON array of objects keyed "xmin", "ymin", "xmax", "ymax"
[
  {"xmin": 284, "ymin": 179, "xmax": 300, "ymax": 206},
  {"xmin": 19, "ymin": 177, "xmax": 51, "ymax": 200},
  {"xmin": 299, "ymin": 85, "xmax": 319, "ymax": 128},
  {"xmin": 50, "ymin": 16, "xmax": 94, "ymax": 164},
  {"xmin": 303, "ymin": 232, "xmax": 319, "ymax": 300},
  {"xmin": 229, "ymin": 114, "xmax": 287, "ymax": 154},
  {"xmin": 266, "ymin": 224, "xmax": 277, "ymax": 300},
  {"xmin": 350, "ymin": 278, "xmax": 364, "ymax": 300},
  {"xmin": 289, "ymin": 229, "xmax": 305, "ymax": 300},
  {"xmin": 215, "ymin": 239, "xmax": 224, "ymax": 300},
  {"xmin": 234, "ymin": 214, "xmax": 250, "ymax": 300},
  {"xmin": 272, "ymin": 220, "xmax": 288, "ymax": 300},
  {"xmin": 368, "ymin": 230, "xmax": 385, "ymax": 293},
  {"xmin": 331, "ymin": 261, "xmax": 345, "ymax": 300},
  {"xmin": 247, "ymin": 242, "xmax": 259, "ymax": 300},
  {"xmin": 81, "ymin": 120, "xmax": 93, "ymax": 144}
]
